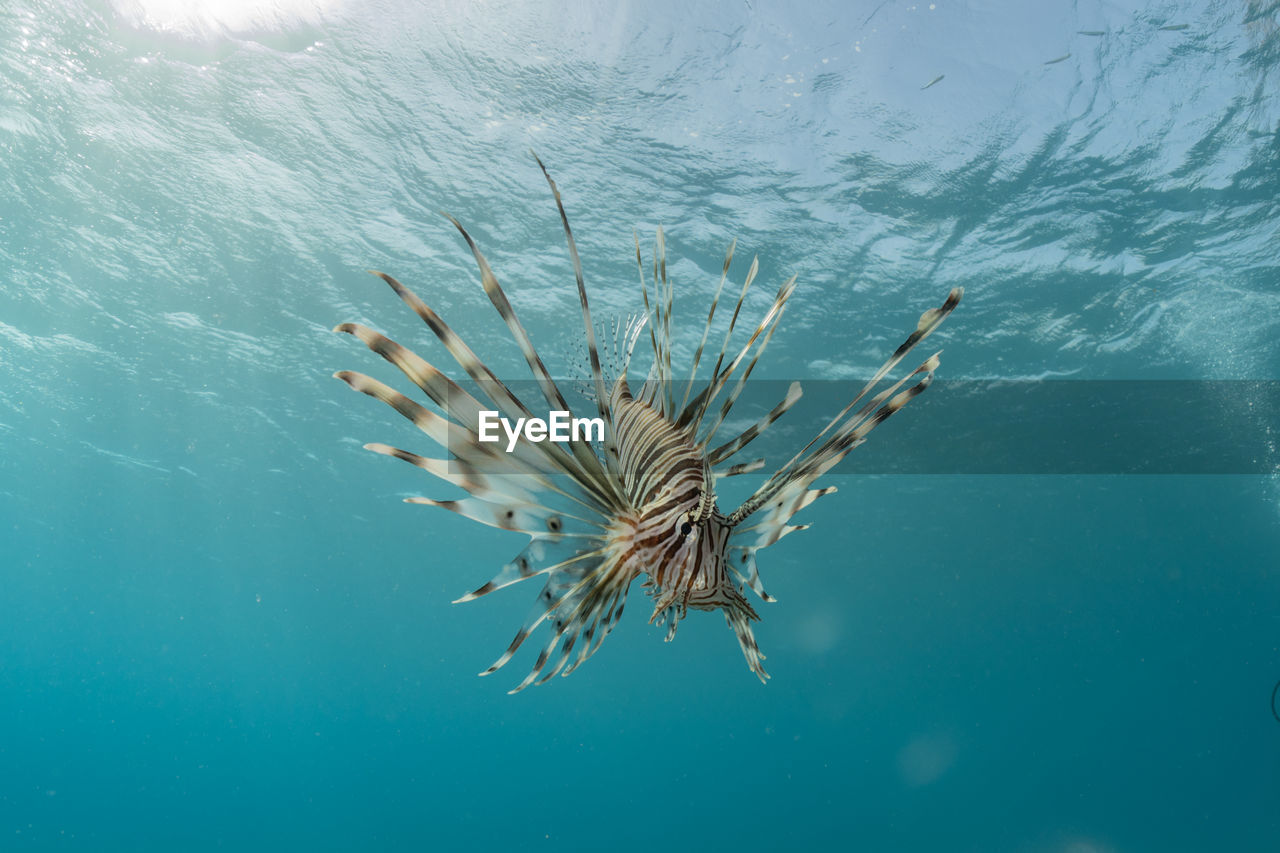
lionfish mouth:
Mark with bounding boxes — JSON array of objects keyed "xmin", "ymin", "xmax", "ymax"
[{"xmin": 333, "ymin": 153, "xmax": 961, "ymax": 692}]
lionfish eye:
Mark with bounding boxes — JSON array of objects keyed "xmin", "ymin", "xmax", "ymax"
[{"xmin": 679, "ymin": 521, "xmax": 692, "ymax": 537}]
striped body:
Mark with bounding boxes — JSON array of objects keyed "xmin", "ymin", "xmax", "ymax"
[
  {"xmin": 607, "ymin": 378, "xmax": 760, "ymax": 662},
  {"xmin": 334, "ymin": 155, "xmax": 961, "ymax": 691}
]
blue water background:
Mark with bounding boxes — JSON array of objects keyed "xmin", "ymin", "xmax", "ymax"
[{"xmin": 2, "ymin": 0, "xmax": 1279, "ymax": 850}]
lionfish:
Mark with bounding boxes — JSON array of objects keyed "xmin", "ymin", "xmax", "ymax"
[{"xmin": 334, "ymin": 157, "xmax": 961, "ymax": 692}]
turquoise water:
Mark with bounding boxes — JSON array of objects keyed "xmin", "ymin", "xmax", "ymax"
[{"xmin": 3, "ymin": 0, "xmax": 1279, "ymax": 850}]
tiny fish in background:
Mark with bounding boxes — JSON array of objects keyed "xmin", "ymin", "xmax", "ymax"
[{"xmin": 334, "ymin": 156, "xmax": 961, "ymax": 692}]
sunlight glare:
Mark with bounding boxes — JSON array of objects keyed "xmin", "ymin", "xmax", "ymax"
[{"xmin": 111, "ymin": 0, "xmax": 341, "ymax": 39}]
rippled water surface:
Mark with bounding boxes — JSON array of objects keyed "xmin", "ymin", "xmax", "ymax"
[{"xmin": 2, "ymin": 1, "xmax": 1278, "ymax": 850}]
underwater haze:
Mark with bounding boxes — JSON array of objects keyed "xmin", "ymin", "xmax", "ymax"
[{"xmin": 3, "ymin": 0, "xmax": 1280, "ymax": 850}]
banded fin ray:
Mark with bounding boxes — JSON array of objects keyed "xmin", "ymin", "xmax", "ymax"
[
  {"xmin": 357, "ymin": 274, "xmax": 596, "ymax": 482},
  {"xmin": 656, "ymin": 227, "xmax": 675, "ymax": 417},
  {"xmin": 681, "ymin": 254, "xmax": 760, "ymax": 430},
  {"xmin": 728, "ymin": 287, "xmax": 962, "ymax": 533},
  {"xmin": 533, "ymin": 153, "xmax": 625, "ymax": 490},
  {"xmin": 633, "ymin": 230, "xmax": 663, "ymax": 400},
  {"xmin": 678, "ymin": 238, "xmax": 736, "ymax": 414},
  {"xmin": 715, "ymin": 457, "xmax": 765, "ymax": 479},
  {"xmin": 696, "ymin": 275, "xmax": 799, "ymax": 452},
  {"xmin": 333, "ymin": 369, "xmax": 598, "ymax": 514},
  {"xmin": 769, "ymin": 287, "xmax": 962, "ymax": 483},
  {"xmin": 454, "ymin": 533, "xmax": 605, "ymax": 603},
  {"xmin": 483, "ymin": 548, "xmax": 635, "ymax": 693},
  {"xmin": 707, "ymin": 381, "xmax": 803, "ymax": 466},
  {"xmin": 442, "ymin": 212, "xmax": 620, "ymax": 504}
]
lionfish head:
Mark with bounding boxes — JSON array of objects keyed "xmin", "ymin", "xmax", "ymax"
[{"xmin": 621, "ymin": 495, "xmax": 767, "ymax": 681}]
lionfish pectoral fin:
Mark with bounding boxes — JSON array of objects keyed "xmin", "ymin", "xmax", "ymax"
[
  {"xmin": 723, "ymin": 592, "xmax": 769, "ymax": 683},
  {"xmin": 728, "ymin": 546, "xmax": 776, "ymax": 603},
  {"xmin": 361, "ymin": 442, "xmax": 543, "ymax": 505},
  {"xmin": 440, "ymin": 210, "xmax": 622, "ymax": 500},
  {"xmin": 337, "ymin": 371, "xmax": 570, "ymax": 500},
  {"xmin": 352, "ymin": 271, "xmax": 623, "ymax": 506},
  {"xmin": 729, "ymin": 481, "xmax": 836, "ymax": 564},
  {"xmin": 452, "ymin": 537, "xmax": 605, "ymax": 603},
  {"xmin": 403, "ymin": 494, "xmax": 605, "ymax": 540},
  {"xmin": 479, "ymin": 550, "xmax": 636, "ymax": 693},
  {"xmin": 332, "ymin": 330, "xmax": 585, "ymax": 490}
]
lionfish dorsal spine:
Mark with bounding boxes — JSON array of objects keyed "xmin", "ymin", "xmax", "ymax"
[
  {"xmin": 531, "ymin": 154, "xmax": 627, "ymax": 497},
  {"xmin": 728, "ymin": 286, "xmax": 962, "ymax": 526},
  {"xmin": 695, "ymin": 274, "xmax": 798, "ymax": 450},
  {"xmin": 706, "ymin": 380, "xmax": 804, "ymax": 465},
  {"xmin": 677, "ymin": 237, "xmax": 736, "ymax": 415},
  {"xmin": 652, "ymin": 226, "xmax": 674, "ymax": 416},
  {"xmin": 633, "ymin": 230, "xmax": 663, "ymax": 400},
  {"xmin": 683, "ymin": 253, "xmax": 759, "ymax": 433}
]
